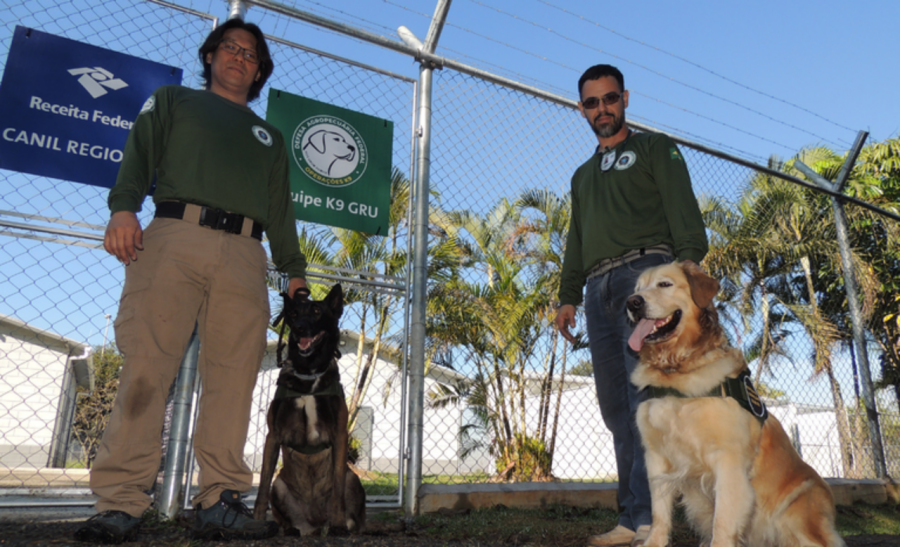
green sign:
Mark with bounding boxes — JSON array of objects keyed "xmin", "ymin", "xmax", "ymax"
[{"xmin": 266, "ymin": 89, "xmax": 393, "ymax": 235}]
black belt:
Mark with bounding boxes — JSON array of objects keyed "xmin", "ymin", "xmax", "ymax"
[
  {"xmin": 154, "ymin": 201, "xmax": 263, "ymax": 240},
  {"xmin": 586, "ymin": 244, "xmax": 672, "ymax": 279}
]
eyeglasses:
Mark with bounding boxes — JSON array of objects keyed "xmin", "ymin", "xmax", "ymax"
[
  {"xmin": 581, "ymin": 91, "xmax": 623, "ymax": 109},
  {"xmin": 219, "ymin": 40, "xmax": 259, "ymax": 64}
]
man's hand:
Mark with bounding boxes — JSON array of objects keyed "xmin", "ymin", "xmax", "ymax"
[
  {"xmin": 555, "ymin": 304, "xmax": 577, "ymax": 343},
  {"xmin": 287, "ymin": 277, "xmax": 308, "ymax": 299},
  {"xmin": 104, "ymin": 211, "xmax": 143, "ymax": 265}
]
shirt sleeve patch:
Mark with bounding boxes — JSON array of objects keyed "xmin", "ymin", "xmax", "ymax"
[
  {"xmin": 139, "ymin": 95, "xmax": 155, "ymax": 115},
  {"xmin": 669, "ymin": 147, "xmax": 683, "ymax": 161}
]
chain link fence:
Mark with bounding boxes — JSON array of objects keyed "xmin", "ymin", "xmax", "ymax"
[
  {"xmin": 0, "ymin": 0, "xmax": 416, "ymax": 506},
  {"xmin": 1, "ymin": 0, "xmax": 897, "ymax": 509},
  {"xmin": 422, "ymin": 67, "xmax": 898, "ymax": 483}
]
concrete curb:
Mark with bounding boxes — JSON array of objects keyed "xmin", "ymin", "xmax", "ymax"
[{"xmin": 417, "ymin": 479, "xmax": 892, "ymax": 514}]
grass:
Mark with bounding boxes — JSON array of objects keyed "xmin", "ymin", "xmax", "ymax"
[
  {"xmin": 365, "ymin": 502, "xmax": 900, "ymax": 546},
  {"xmin": 837, "ymin": 502, "xmax": 900, "ymax": 535},
  {"xmin": 361, "ymin": 471, "xmax": 497, "ymax": 496},
  {"xmin": 407, "ymin": 504, "xmax": 625, "ymax": 545}
]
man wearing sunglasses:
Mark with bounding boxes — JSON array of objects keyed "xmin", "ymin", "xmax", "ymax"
[
  {"xmin": 555, "ymin": 64, "xmax": 707, "ymax": 547},
  {"xmin": 76, "ymin": 18, "xmax": 307, "ymax": 544}
]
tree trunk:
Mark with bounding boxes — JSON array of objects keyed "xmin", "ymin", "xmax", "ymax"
[
  {"xmin": 549, "ymin": 343, "xmax": 568, "ymax": 464},
  {"xmin": 348, "ymin": 299, "xmax": 392, "ymax": 432},
  {"xmin": 825, "ymin": 363, "xmax": 857, "ymax": 477},
  {"xmin": 539, "ymin": 329, "xmax": 559, "ymax": 442},
  {"xmin": 799, "ymin": 254, "xmax": 858, "ymax": 477},
  {"xmin": 492, "ymin": 357, "xmax": 513, "ymax": 444},
  {"xmin": 754, "ymin": 283, "xmax": 770, "ymax": 383}
]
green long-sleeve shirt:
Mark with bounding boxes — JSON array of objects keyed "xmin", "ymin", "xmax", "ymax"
[
  {"xmin": 108, "ymin": 85, "xmax": 307, "ymax": 279},
  {"xmin": 557, "ymin": 131, "xmax": 707, "ymax": 306}
]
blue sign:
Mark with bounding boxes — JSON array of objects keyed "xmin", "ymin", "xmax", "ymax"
[{"xmin": 0, "ymin": 26, "xmax": 182, "ymax": 188}]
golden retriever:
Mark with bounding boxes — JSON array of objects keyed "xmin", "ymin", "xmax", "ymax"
[{"xmin": 626, "ymin": 261, "xmax": 844, "ymax": 547}]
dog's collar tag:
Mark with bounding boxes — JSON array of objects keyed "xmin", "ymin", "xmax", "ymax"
[{"xmin": 601, "ymin": 149, "xmax": 617, "ymax": 172}]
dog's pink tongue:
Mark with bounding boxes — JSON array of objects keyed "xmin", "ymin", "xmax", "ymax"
[
  {"xmin": 299, "ymin": 337, "xmax": 313, "ymax": 350},
  {"xmin": 629, "ymin": 319, "xmax": 657, "ymax": 352}
]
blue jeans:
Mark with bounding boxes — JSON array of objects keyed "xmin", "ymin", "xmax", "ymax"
[{"xmin": 584, "ymin": 253, "xmax": 672, "ymax": 531}]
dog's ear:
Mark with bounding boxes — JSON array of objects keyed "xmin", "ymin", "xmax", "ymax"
[
  {"xmin": 324, "ymin": 283, "xmax": 344, "ymax": 318},
  {"xmin": 304, "ymin": 130, "xmax": 327, "ymax": 154},
  {"xmin": 682, "ymin": 261, "xmax": 719, "ymax": 309}
]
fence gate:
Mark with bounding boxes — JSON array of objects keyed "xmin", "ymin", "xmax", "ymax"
[{"xmin": 0, "ymin": 0, "xmax": 417, "ymax": 510}]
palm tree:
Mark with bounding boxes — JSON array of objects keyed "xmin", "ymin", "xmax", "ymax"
[
  {"xmin": 425, "ymin": 197, "xmax": 557, "ymax": 480},
  {"xmin": 851, "ymin": 138, "xmax": 900, "ymax": 415},
  {"xmin": 512, "ymin": 189, "xmax": 585, "ymax": 460},
  {"xmin": 702, "ymin": 151, "xmax": 871, "ymax": 477},
  {"xmin": 424, "ymin": 190, "xmax": 594, "ymax": 481},
  {"xmin": 701, "ymin": 182, "xmax": 797, "ymax": 382}
]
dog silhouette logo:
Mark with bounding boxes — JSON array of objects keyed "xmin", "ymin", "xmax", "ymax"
[{"xmin": 292, "ymin": 115, "xmax": 367, "ymax": 188}]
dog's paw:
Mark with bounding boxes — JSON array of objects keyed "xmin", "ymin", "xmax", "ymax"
[
  {"xmin": 328, "ymin": 512, "xmax": 348, "ymax": 529},
  {"xmin": 642, "ymin": 530, "xmax": 669, "ymax": 547},
  {"xmin": 252, "ymin": 506, "xmax": 268, "ymax": 521}
]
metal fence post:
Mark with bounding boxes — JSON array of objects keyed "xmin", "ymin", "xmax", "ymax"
[
  {"xmin": 404, "ymin": 0, "xmax": 452, "ymax": 518},
  {"xmin": 158, "ymin": 326, "xmax": 201, "ymax": 519},
  {"xmin": 158, "ymin": 0, "xmax": 247, "ymax": 519},
  {"xmin": 794, "ymin": 130, "xmax": 887, "ymax": 478},
  {"xmin": 227, "ymin": 0, "xmax": 248, "ymax": 22}
]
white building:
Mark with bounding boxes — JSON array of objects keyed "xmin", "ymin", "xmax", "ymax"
[
  {"xmin": 238, "ymin": 335, "xmax": 845, "ymax": 483},
  {"xmin": 524, "ymin": 375, "xmax": 845, "ymax": 480},
  {"xmin": 243, "ymin": 330, "xmax": 486, "ymax": 484},
  {"xmin": 0, "ymin": 314, "xmax": 93, "ymax": 469}
]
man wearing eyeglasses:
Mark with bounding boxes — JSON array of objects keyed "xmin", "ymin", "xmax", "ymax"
[
  {"xmin": 76, "ymin": 18, "xmax": 306, "ymax": 544},
  {"xmin": 555, "ymin": 65, "xmax": 707, "ymax": 547}
]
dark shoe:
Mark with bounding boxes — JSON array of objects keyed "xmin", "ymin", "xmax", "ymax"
[
  {"xmin": 192, "ymin": 490, "xmax": 279, "ymax": 540},
  {"xmin": 74, "ymin": 510, "xmax": 142, "ymax": 544}
]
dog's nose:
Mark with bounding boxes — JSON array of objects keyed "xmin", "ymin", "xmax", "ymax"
[{"xmin": 626, "ymin": 295, "xmax": 644, "ymax": 313}]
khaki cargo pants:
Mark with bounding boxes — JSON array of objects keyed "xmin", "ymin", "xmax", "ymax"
[{"xmin": 90, "ymin": 218, "xmax": 270, "ymax": 517}]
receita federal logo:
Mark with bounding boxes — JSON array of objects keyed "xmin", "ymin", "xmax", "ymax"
[
  {"xmin": 68, "ymin": 66, "xmax": 128, "ymax": 99},
  {"xmin": 292, "ymin": 115, "xmax": 367, "ymax": 187}
]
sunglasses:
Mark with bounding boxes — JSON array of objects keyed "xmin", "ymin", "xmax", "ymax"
[{"xmin": 581, "ymin": 91, "xmax": 623, "ymax": 109}]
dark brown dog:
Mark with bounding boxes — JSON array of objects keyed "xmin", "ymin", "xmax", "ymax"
[{"xmin": 253, "ymin": 284, "xmax": 365, "ymax": 535}]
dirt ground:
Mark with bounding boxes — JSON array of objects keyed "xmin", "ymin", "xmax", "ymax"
[{"xmin": 1, "ymin": 516, "xmax": 899, "ymax": 547}]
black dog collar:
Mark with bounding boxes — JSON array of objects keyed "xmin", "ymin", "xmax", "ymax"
[{"xmin": 646, "ymin": 370, "xmax": 768, "ymax": 423}]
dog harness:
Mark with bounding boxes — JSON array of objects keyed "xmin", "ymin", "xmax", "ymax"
[
  {"xmin": 646, "ymin": 369, "xmax": 768, "ymax": 423},
  {"xmin": 273, "ymin": 379, "xmax": 346, "ymax": 455}
]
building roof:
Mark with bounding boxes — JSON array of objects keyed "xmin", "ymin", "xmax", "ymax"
[
  {"xmin": 264, "ymin": 329, "xmax": 467, "ymax": 385},
  {"xmin": 0, "ymin": 313, "xmax": 93, "ymax": 389}
]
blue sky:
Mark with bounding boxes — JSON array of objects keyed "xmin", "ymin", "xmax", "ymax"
[
  {"xmin": 180, "ymin": 0, "xmax": 899, "ymax": 165},
  {"xmin": 1, "ymin": 0, "xmax": 892, "ymax": 409},
  {"xmin": 171, "ymin": 0, "xmax": 895, "ymax": 408}
]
